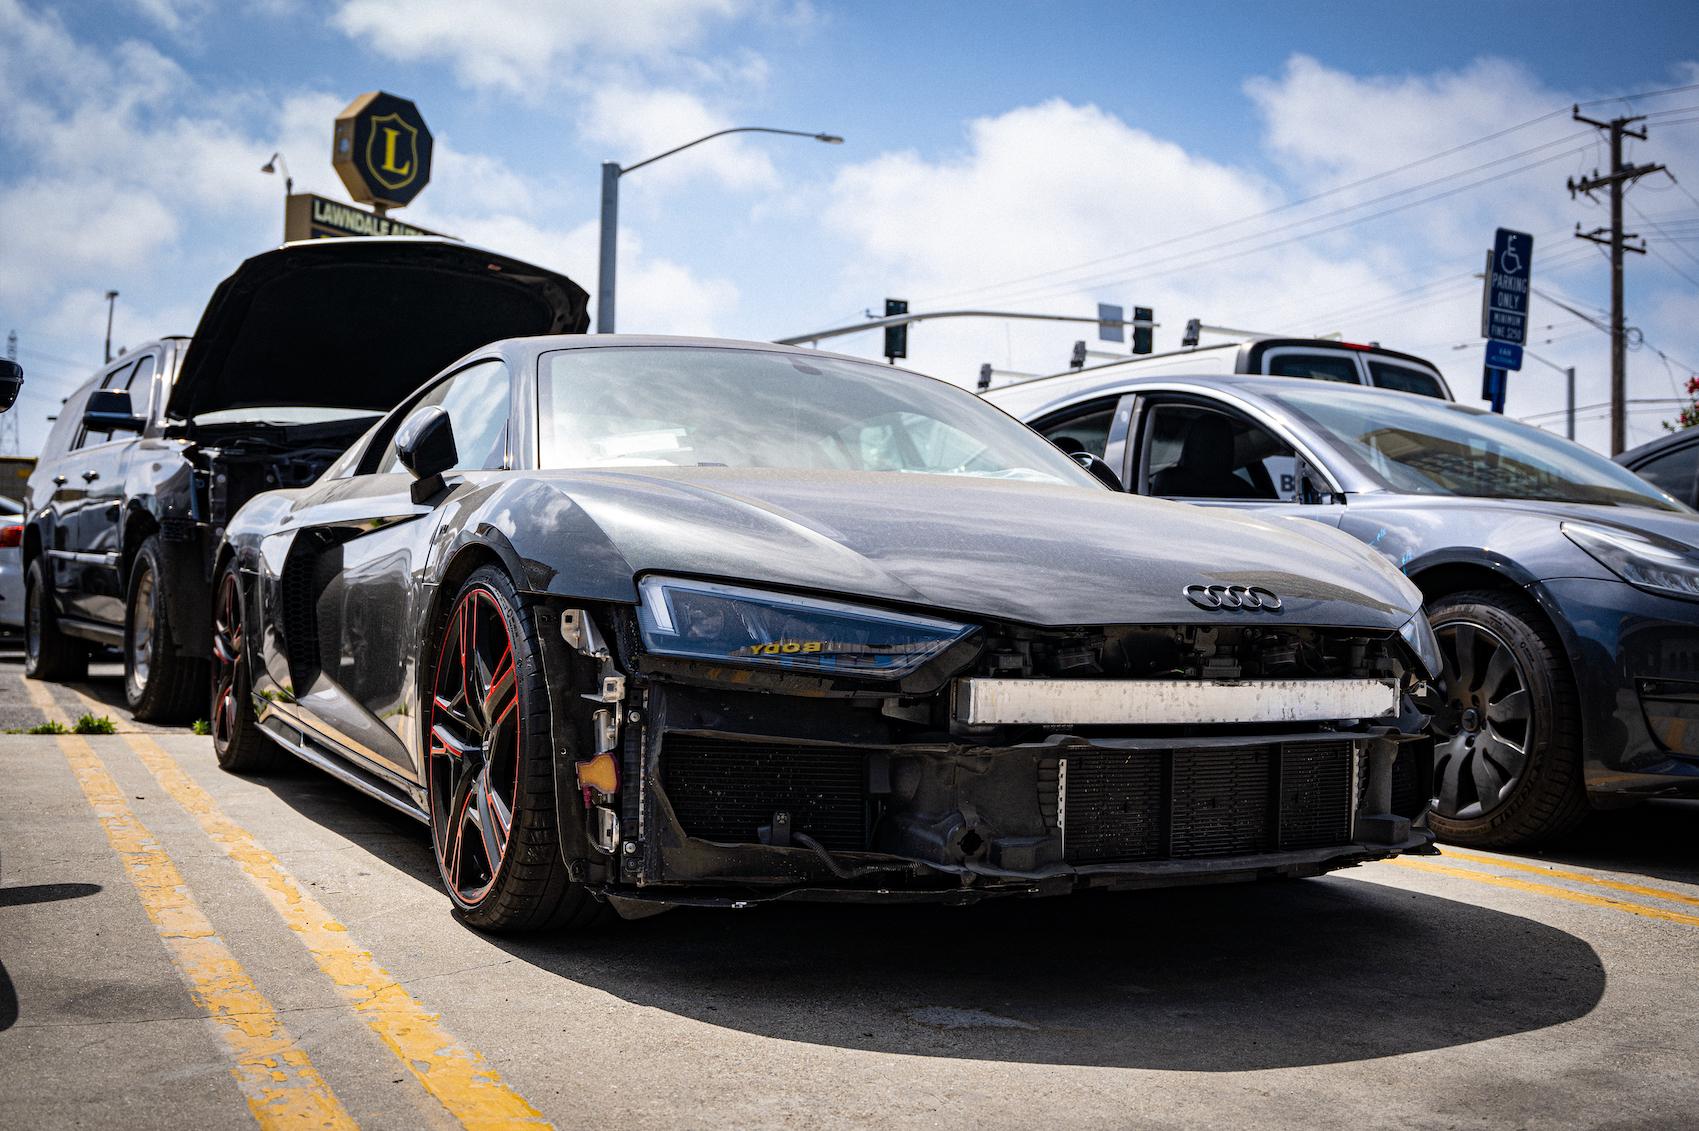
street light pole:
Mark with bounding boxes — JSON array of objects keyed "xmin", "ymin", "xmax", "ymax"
[
  {"xmin": 1523, "ymin": 348, "xmax": 1578, "ymax": 440},
  {"xmin": 103, "ymin": 290, "xmax": 118, "ymax": 364},
  {"xmin": 595, "ymin": 127, "xmax": 843, "ymax": 334}
]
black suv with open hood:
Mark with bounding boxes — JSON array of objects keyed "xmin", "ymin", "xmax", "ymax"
[{"xmin": 22, "ymin": 237, "xmax": 588, "ymax": 719}]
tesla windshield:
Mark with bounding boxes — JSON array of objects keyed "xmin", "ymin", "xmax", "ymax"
[
  {"xmin": 1269, "ymin": 385, "xmax": 1683, "ymax": 510},
  {"xmin": 537, "ymin": 346, "xmax": 1095, "ymax": 485}
]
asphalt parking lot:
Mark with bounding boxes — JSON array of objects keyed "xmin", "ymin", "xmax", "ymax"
[{"xmin": 2, "ymin": 650, "xmax": 1697, "ymax": 1128}]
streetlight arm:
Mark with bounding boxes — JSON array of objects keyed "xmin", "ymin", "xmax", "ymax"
[{"xmin": 619, "ymin": 127, "xmax": 840, "ymax": 177}]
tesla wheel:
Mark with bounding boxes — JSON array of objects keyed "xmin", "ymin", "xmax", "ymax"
[
  {"xmin": 427, "ymin": 565, "xmax": 603, "ymax": 933},
  {"xmin": 24, "ymin": 557, "xmax": 88, "ymax": 682},
  {"xmin": 124, "ymin": 536, "xmax": 208, "ymax": 722},
  {"xmin": 210, "ymin": 559, "xmax": 278, "ymax": 774},
  {"xmin": 1427, "ymin": 589, "xmax": 1588, "ymax": 849}
]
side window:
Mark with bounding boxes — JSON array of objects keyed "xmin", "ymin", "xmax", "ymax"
[
  {"xmin": 377, "ymin": 360, "xmax": 510, "ymax": 474},
  {"xmin": 1033, "ymin": 397, "xmax": 1118, "ymax": 458},
  {"xmin": 1265, "ymin": 352, "xmax": 1361, "ymax": 384},
  {"xmin": 121, "ymin": 354, "xmax": 157, "ymax": 419},
  {"xmin": 1142, "ymin": 402, "xmax": 1299, "ymax": 501},
  {"xmin": 1367, "ymin": 359, "xmax": 1446, "ymax": 399},
  {"xmin": 44, "ymin": 383, "xmax": 97, "ymax": 458},
  {"xmin": 76, "ymin": 359, "xmax": 139, "ymax": 449},
  {"xmin": 1631, "ymin": 444, "xmax": 1699, "ymax": 505}
]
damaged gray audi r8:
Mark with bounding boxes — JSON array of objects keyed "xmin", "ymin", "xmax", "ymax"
[{"xmin": 213, "ymin": 335, "xmax": 1441, "ymax": 930}]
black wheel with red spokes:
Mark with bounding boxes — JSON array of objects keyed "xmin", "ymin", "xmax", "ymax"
[
  {"xmin": 210, "ymin": 558, "xmax": 276, "ymax": 773},
  {"xmin": 430, "ymin": 584, "xmax": 522, "ymax": 909},
  {"xmin": 426, "ymin": 566, "xmax": 602, "ymax": 932}
]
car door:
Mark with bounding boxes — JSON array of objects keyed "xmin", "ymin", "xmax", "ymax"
[
  {"xmin": 56, "ymin": 356, "xmax": 146, "ymax": 622},
  {"xmin": 267, "ymin": 358, "xmax": 513, "ymax": 784},
  {"xmin": 1125, "ymin": 393, "xmax": 1348, "ymax": 531},
  {"xmin": 73, "ymin": 352, "xmax": 155, "ymax": 625},
  {"xmin": 32, "ymin": 380, "xmax": 96, "ymax": 614}
]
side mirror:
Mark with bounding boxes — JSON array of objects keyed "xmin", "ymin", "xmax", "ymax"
[
  {"xmin": 83, "ymin": 388, "xmax": 146, "ymax": 434},
  {"xmin": 0, "ymin": 359, "xmax": 21, "ymax": 413},
  {"xmin": 394, "ymin": 404, "xmax": 456, "ymax": 502},
  {"xmin": 1072, "ymin": 451, "xmax": 1125, "ymax": 492}
]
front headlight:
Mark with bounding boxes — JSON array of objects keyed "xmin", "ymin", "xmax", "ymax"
[
  {"xmin": 636, "ymin": 575, "xmax": 975, "ymax": 676},
  {"xmin": 1562, "ymin": 521, "xmax": 1699, "ymax": 602},
  {"xmin": 1398, "ymin": 612, "xmax": 1443, "ymax": 682}
]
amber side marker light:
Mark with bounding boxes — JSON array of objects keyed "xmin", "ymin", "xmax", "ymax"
[{"xmin": 576, "ymin": 752, "xmax": 619, "ymax": 796}]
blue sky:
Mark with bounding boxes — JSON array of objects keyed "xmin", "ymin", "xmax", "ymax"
[{"xmin": 3, "ymin": 0, "xmax": 1698, "ymax": 452}]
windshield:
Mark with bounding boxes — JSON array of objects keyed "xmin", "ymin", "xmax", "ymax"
[
  {"xmin": 1267, "ymin": 385, "xmax": 1683, "ymax": 510},
  {"xmin": 537, "ymin": 346, "xmax": 1096, "ymax": 486}
]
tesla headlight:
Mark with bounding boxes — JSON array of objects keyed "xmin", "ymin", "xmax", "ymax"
[
  {"xmin": 1562, "ymin": 521, "xmax": 1699, "ymax": 602},
  {"xmin": 636, "ymin": 576, "xmax": 974, "ymax": 676},
  {"xmin": 1398, "ymin": 612, "xmax": 1443, "ymax": 682}
]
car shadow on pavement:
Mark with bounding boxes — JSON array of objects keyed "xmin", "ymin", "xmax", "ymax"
[
  {"xmin": 491, "ymin": 874, "xmax": 1604, "ymax": 1071},
  {"xmin": 246, "ymin": 760, "xmax": 1607, "ymax": 1071},
  {"xmin": 1501, "ymin": 798, "xmax": 1699, "ymax": 888}
]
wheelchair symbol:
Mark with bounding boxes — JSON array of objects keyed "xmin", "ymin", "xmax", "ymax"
[{"xmin": 1499, "ymin": 237, "xmax": 1525, "ymax": 275}]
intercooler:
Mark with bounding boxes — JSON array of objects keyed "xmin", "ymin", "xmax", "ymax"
[
  {"xmin": 658, "ymin": 734, "xmax": 1368, "ymax": 866},
  {"xmin": 1058, "ymin": 742, "xmax": 1356, "ymax": 864}
]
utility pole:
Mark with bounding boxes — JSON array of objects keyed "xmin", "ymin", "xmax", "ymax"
[{"xmin": 1568, "ymin": 107, "xmax": 1664, "ymax": 454}]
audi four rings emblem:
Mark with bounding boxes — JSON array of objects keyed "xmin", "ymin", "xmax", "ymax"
[{"xmin": 1183, "ymin": 584, "xmax": 1283, "ymax": 611}]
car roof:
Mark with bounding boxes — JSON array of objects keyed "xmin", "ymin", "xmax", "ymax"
[
  {"xmin": 983, "ymin": 368, "xmax": 1440, "ymax": 419},
  {"xmin": 1616, "ymin": 426, "xmax": 1699, "ymax": 467}
]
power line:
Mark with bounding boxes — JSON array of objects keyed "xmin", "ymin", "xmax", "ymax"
[
  {"xmin": 913, "ymin": 126, "xmax": 1590, "ymax": 308},
  {"xmin": 982, "ymin": 145, "xmax": 1593, "ymax": 308}
]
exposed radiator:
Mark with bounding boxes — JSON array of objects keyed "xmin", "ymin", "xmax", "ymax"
[
  {"xmin": 661, "ymin": 735, "xmax": 867, "ymax": 852},
  {"xmin": 1062, "ymin": 742, "xmax": 1355, "ymax": 865}
]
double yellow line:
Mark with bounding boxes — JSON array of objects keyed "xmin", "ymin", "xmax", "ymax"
[
  {"xmin": 49, "ymin": 696, "xmax": 552, "ymax": 1128},
  {"xmin": 1388, "ymin": 847, "xmax": 1699, "ymax": 929}
]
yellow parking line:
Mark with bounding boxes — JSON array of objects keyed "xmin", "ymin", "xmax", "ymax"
[
  {"xmin": 1389, "ymin": 857, "xmax": 1699, "ymax": 928},
  {"xmin": 124, "ymin": 733, "xmax": 551, "ymax": 1130},
  {"xmin": 21, "ymin": 674, "xmax": 65, "ymax": 722},
  {"xmin": 1440, "ymin": 847, "xmax": 1699, "ymax": 910},
  {"xmin": 57, "ymin": 734, "xmax": 357, "ymax": 1130}
]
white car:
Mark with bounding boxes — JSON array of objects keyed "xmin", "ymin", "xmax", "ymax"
[{"xmin": 0, "ymin": 493, "xmax": 22, "ymax": 634}]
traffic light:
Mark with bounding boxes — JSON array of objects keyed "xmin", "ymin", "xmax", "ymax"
[
  {"xmin": 1132, "ymin": 306, "xmax": 1153, "ymax": 355},
  {"xmin": 1182, "ymin": 318, "xmax": 1201, "ymax": 348},
  {"xmin": 1069, "ymin": 340, "xmax": 1087, "ymax": 370},
  {"xmin": 884, "ymin": 298, "xmax": 908, "ymax": 362},
  {"xmin": 977, "ymin": 363, "xmax": 992, "ymax": 391}
]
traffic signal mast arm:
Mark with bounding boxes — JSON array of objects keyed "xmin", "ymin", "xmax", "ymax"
[{"xmin": 774, "ymin": 308, "xmax": 1158, "ymax": 347}]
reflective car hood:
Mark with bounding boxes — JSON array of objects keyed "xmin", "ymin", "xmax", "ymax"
[
  {"xmin": 556, "ymin": 468, "xmax": 1420, "ymax": 629},
  {"xmin": 1354, "ymin": 495, "xmax": 1699, "ymax": 544},
  {"xmin": 168, "ymin": 238, "xmax": 588, "ymax": 423}
]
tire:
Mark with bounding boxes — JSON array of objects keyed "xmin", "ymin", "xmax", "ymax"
[
  {"xmin": 1427, "ymin": 589, "xmax": 1588, "ymax": 849},
  {"xmin": 210, "ymin": 558, "xmax": 279, "ymax": 774},
  {"xmin": 24, "ymin": 557, "xmax": 88, "ymax": 682},
  {"xmin": 425, "ymin": 565, "xmax": 605, "ymax": 933},
  {"xmin": 124, "ymin": 535, "xmax": 209, "ymax": 723}
]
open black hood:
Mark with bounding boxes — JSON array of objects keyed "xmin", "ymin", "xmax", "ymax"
[{"xmin": 166, "ymin": 237, "xmax": 589, "ymax": 422}]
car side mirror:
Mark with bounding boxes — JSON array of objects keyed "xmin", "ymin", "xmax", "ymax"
[
  {"xmin": 83, "ymin": 388, "xmax": 146, "ymax": 434},
  {"xmin": 1072, "ymin": 451, "xmax": 1125, "ymax": 492},
  {"xmin": 0, "ymin": 359, "xmax": 22, "ymax": 413},
  {"xmin": 394, "ymin": 404, "xmax": 457, "ymax": 503}
]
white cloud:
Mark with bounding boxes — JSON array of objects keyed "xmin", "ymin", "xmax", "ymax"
[
  {"xmin": 581, "ymin": 86, "xmax": 778, "ymax": 191},
  {"xmin": 330, "ymin": 0, "xmax": 746, "ymax": 93},
  {"xmin": 816, "ymin": 65, "xmax": 1699, "ymax": 452}
]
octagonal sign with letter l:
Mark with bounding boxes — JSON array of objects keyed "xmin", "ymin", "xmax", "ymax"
[{"xmin": 333, "ymin": 91, "xmax": 433, "ymax": 209}]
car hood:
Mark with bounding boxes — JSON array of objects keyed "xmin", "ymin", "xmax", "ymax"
[
  {"xmin": 551, "ymin": 468, "xmax": 1421, "ymax": 630},
  {"xmin": 1355, "ymin": 494, "xmax": 1699, "ymax": 544},
  {"xmin": 167, "ymin": 238, "xmax": 588, "ymax": 423}
]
